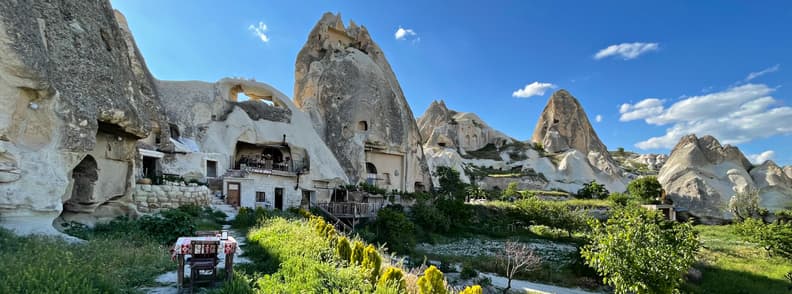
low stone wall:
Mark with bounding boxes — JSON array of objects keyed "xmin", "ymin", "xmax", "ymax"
[{"xmin": 133, "ymin": 184, "xmax": 211, "ymax": 213}]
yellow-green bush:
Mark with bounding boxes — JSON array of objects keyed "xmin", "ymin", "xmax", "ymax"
[
  {"xmin": 351, "ymin": 240, "xmax": 366, "ymax": 265},
  {"xmin": 362, "ymin": 244, "xmax": 383, "ymax": 283},
  {"xmin": 417, "ymin": 265, "xmax": 447, "ymax": 294},
  {"xmin": 336, "ymin": 236, "xmax": 353, "ymax": 263},
  {"xmin": 459, "ymin": 285, "xmax": 483, "ymax": 294},
  {"xmin": 377, "ymin": 266, "xmax": 407, "ymax": 292}
]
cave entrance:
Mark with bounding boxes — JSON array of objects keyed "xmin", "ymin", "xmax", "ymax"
[{"xmin": 64, "ymin": 155, "xmax": 99, "ymax": 212}]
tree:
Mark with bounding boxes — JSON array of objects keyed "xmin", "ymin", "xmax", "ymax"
[
  {"xmin": 581, "ymin": 207, "xmax": 700, "ymax": 294},
  {"xmin": 436, "ymin": 166, "xmax": 467, "ymax": 201},
  {"xmin": 577, "ymin": 180, "xmax": 609, "ymax": 199},
  {"xmin": 371, "ymin": 206, "xmax": 416, "ymax": 254},
  {"xmin": 728, "ymin": 189, "xmax": 766, "ymax": 221},
  {"xmin": 466, "ymin": 185, "xmax": 487, "ymax": 201},
  {"xmin": 734, "ymin": 215, "xmax": 792, "ymax": 261},
  {"xmin": 627, "ymin": 176, "xmax": 663, "ymax": 203},
  {"xmin": 417, "ymin": 265, "xmax": 447, "ymax": 294},
  {"xmin": 502, "ymin": 182, "xmax": 521, "ymax": 200},
  {"xmin": 496, "ymin": 241, "xmax": 541, "ymax": 293}
]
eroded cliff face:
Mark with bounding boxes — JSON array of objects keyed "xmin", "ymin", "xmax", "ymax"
[
  {"xmin": 0, "ymin": 2, "xmax": 168, "ymax": 234},
  {"xmin": 418, "ymin": 100, "xmax": 514, "ymax": 152},
  {"xmin": 659, "ymin": 134, "xmax": 792, "ymax": 223},
  {"xmin": 293, "ymin": 13, "xmax": 430, "ymax": 191}
]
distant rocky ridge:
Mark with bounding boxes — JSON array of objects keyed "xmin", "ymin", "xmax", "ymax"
[
  {"xmin": 420, "ymin": 90, "xmax": 628, "ymax": 193},
  {"xmin": 659, "ymin": 134, "xmax": 792, "ymax": 223}
]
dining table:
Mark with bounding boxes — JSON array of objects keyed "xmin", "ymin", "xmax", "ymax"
[{"xmin": 171, "ymin": 236, "xmax": 238, "ymax": 287}]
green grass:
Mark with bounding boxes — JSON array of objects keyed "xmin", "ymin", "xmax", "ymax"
[
  {"xmin": 0, "ymin": 228, "xmax": 172, "ymax": 293},
  {"xmin": 560, "ymin": 198, "xmax": 612, "ymax": 209},
  {"xmin": 683, "ymin": 225, "xmax": 792, "ymax": 294}
]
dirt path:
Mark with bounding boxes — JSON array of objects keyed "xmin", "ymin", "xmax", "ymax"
[{"xmin": 480, "ymin": 272, "xmax": 602, "ymax": 294}]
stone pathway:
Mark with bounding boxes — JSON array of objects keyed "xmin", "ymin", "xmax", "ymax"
[{"xmin": 140, "ymin": 200, "xmax": 248, "ymax": 293}]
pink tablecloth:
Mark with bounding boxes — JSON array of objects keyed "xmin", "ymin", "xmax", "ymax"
[{"xmin": 171, "ymin": 236, "xmax": 238, "ymax": 259}]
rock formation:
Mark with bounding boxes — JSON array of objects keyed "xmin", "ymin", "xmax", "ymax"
[
  {"xmin": 659, "ymin": 134, "xmax": 792, "ymax": 223},
  {"xmin": 294, "ymin": 13, "xmax": 430, "ymax": 192},
  {"xmin": 532, "ymin": 90, "xmax": 622, "ymax": 179},
  {"xmin": 0, "ymin": 1, "xmax": 171, "ymax": 234},
  {"xmin": 418, "ymin": 92, "xmax": 627, "ymax": 193},
  {"xmin": 418, "ymin": 100, "xmax": 514, "ymax": 152}
]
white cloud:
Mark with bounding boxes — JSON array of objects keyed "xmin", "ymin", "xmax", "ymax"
[
  {"xmin": 627, "ymin": 83, "xmax": 792, "ymax": 150},
  {"xmin": 512, "ymin": 82, "xmax": 557, "ymax": 98},
  {"xmin": 619, "ymin": 98, "xmax": 664, "ymax": 121},
  {"xmin": 248, "ymin": 21, "xmax": 269, "ymax": 43},
  {"xmin": 595, "ymin": 115, "xmax": 603, "ymax": 123},
  {"xmin": 395, "ymin": 27, "xmax": 417, "ymax": 40},
  {"xmin": 745, "ymin": 64, "xmax": 780, "ymax": 82},
  {"xmin": 594, "ymin": 42, "xmax": 659, "ymax": 60},
  {"xmin": 747, "ymin": 150, "xmax": 775, "ymax": 164}
]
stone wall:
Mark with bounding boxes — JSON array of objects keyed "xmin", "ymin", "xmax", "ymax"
[{"xmin": 133, "ymin": 184, "xmax": 211, "ymax": 213}]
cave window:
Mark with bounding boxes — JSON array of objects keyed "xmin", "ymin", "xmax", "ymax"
[
  {"xmin": 553, "ymin": 119, "xmax": 559, "ymax": 124},
  {"xmin": 142, "ymin": 156, "xmax": 159, "ymax": 180},
  {"xmin": 69, "ymin": 155, "xmax": 98, "ymax": 206},
  {"xmin": 169, "ymin": 124, "xmax": 180, "ymax": 140},
  {"xmin": 358, "ymin": 121, "xmax": 368, "ymax": 131},
  {"xmin": 438, "ymin": 142, "xmax": 447, "ymax": 147},
  {"xmin": 206, "ymin": 160, "xmax": 218, "ymax": 178},
  {"xmin": 414, "ymin": 182, "xmax": 425, "ymax": 192}
]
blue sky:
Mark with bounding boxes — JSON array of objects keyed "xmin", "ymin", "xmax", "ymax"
[{"xmin": 112, "ymin": 0, "xmax": 792, "ymax": 165}]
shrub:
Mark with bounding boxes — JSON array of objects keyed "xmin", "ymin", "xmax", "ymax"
[
  {"xmin": 417, "ymin": 265, "xmax": 447, "ymax": 294},
  {"xmin": 351, "ymin": 240, "xmax": 366, "ymax": 265},
  {"xmin": 459, "ymin": 285, "xmax": 483, "ymax": 294},
  {"xmin": 734, "ymin": 217, "xmax": 792, "ymax": 260},
  {"xmin": 627, "ymin": 176, "xmax": 663, "ymax": 203},
  {"xmin": 581, "ymin": 206, "xmax": 700, "ymax": 294},
  {"xmin": 608, "ymin": 192, "xmax": 634, "ymax": 206},
  {"xmin": 138, "ymin": 208, "xmax": 195, "ymax": 244},
  {"xmin": 460, "ymin": 263, "xmax": 478, "ymax": 279},
  {"xmin": 362, "ymin": 244, "xmax": 383, "ymax": 284},
  {"xmin": 371, "ymin": 205, "xmax": 417, "ymax": 254},
  {"xmin": 577, "ymin": 180, "xmax": 609, "ymax": 199},
  {"xmin": 728, "ymin": 189, "xmax": 767, "ymax": 221},
  {"xmin": 410, "ymin": 200, "xmax": 451, "ymax": 235},
  {"xmin": 377, "ymin": 267, "xmax": 407, "ymax": 292},
  {"xmin": 514, "ymin": 198, "xmax": 589, "ymax": 236},
  {"xmin": 336, "ymin": 236, "xmax": 353, "ymax": 263},
  {"xmin": 436, "ymin": 166, "xmax": 467, "ymax": 201},
  {"xmin": 502, "ymin": 182, "xmax": 520, "ymax": 200}
]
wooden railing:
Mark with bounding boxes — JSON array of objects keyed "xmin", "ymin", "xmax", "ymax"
[{"xmin": 316, "ymin": 202, "xmax": 381, "ymax": 218}]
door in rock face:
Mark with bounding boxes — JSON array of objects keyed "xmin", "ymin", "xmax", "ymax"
[
  {"xmin": 275, "ymin": 187, "xmax": 284, "ymax": 210},
  {"xmin": 227, "ymin": 182, "xmax": 240, "ymax": 207}
]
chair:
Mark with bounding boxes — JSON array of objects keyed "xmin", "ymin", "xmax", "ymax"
[
  {"xmin": 189, "ymin": 240, "xmax": 220, "ymax": 291},
  {"xmin": 194, "ymin": 230, "xmax": 220, "ymax": 237}
]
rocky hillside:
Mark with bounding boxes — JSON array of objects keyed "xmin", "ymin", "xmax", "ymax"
[
  {"xmin": 420, "ymin": 90, "xmax": 628, "ymax": 193},
  {"xmin": 610, "ymin": 149, "xmax": 667, "ymax": 176},
  {"xmin": 659, "ymin": 134, "xmax": 792, "ymax": 223},
  {"xmin": 293, "ymin": 13, "xmax": 430, "ymax": 190}
]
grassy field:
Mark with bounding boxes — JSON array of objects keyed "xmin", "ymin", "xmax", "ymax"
[{"xmin": 683, "ymin": 225, "xmax": 792, "ymax": 294}]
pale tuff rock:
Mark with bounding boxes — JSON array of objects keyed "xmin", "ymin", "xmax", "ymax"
[
  {"xmin": 155, "ymin": 78, "xmax": 348, "ymax": 188},
  {"xmin": 659, "ymin": 134, "xmax": 792, "ymax": 223},
  {"xmin": 422, "ymin": 146, "xmax": 470, "ymax": 187},
  {"xmin": 294, "ymin": 13, "xmax": 430, "ymax": 191},
  {"xmin": 785, "ymin": 166, "xmax": 792, "ymax": 179},
  {"xmin": 0, "ymin": 2, "xmax": 169, "ymax": 234},
  {"xmin": 418, "ymin": 100, "xmax": 514, "ymax": 152},
  {"xmin": 532, "ymin": 90, "xmax": 624, "ymax": 181},
  {"xmin": 419, "ymin": 93, "xmax": 627, "ymax": 193}
]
